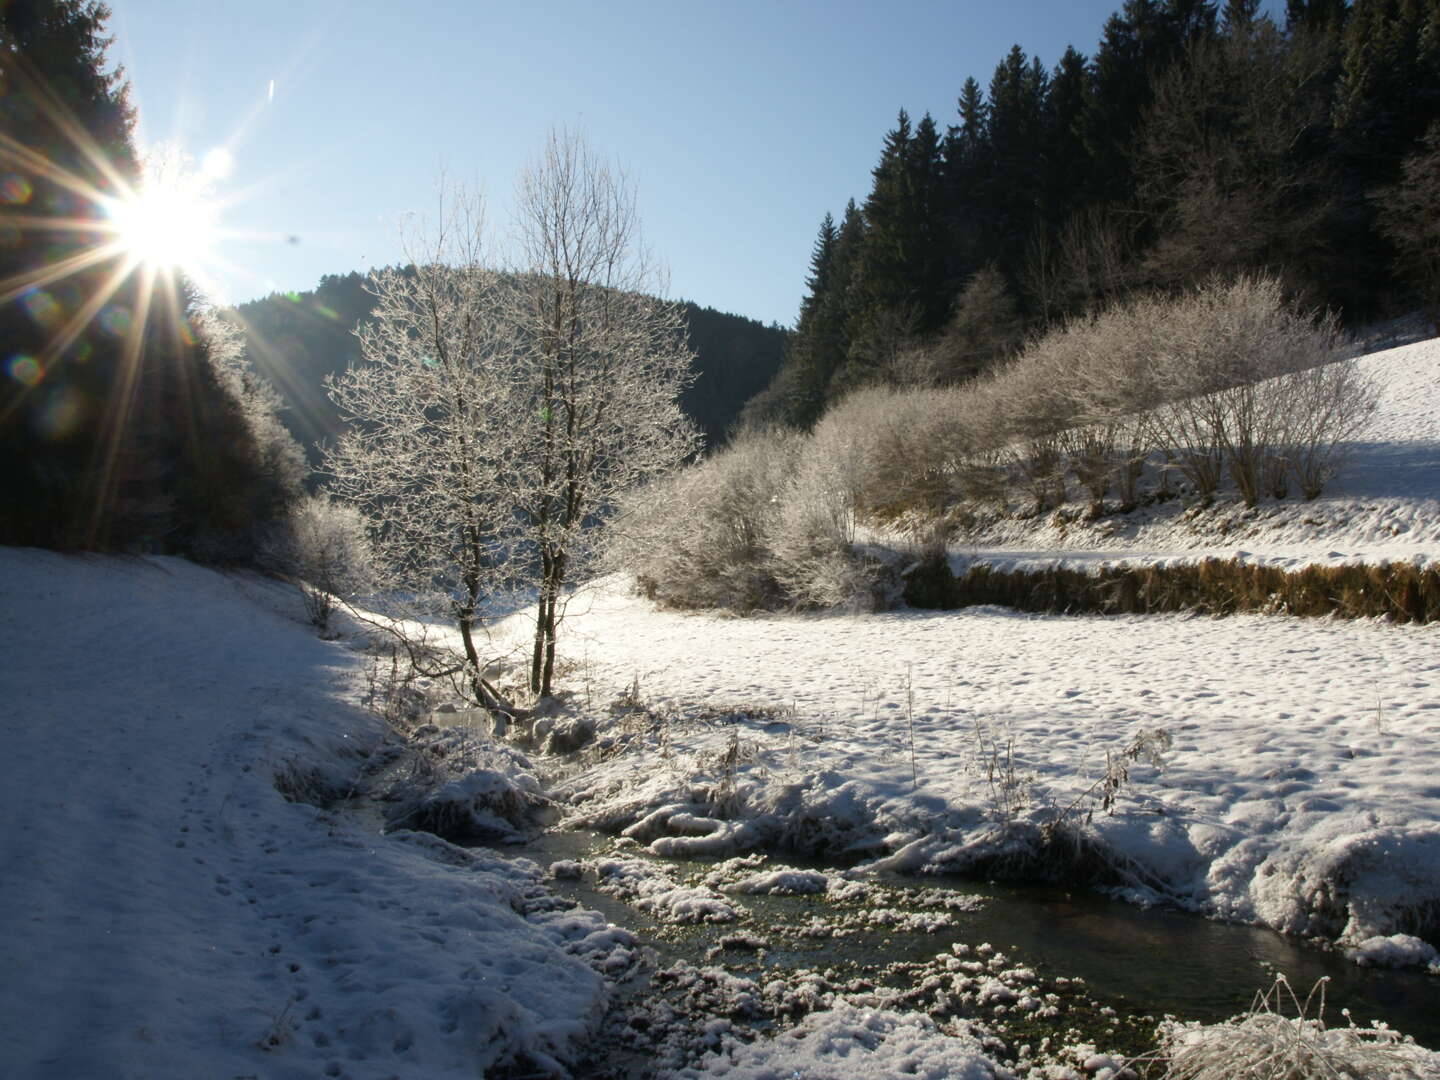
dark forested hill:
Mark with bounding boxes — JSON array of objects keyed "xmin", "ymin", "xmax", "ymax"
[{"xmin": 230, "ymin": 273, "xmax": 787, "ymax": 472}]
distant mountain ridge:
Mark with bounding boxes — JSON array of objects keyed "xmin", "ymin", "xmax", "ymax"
[{"xmin": 229, "ymin": 271, "xmax": 787, "ymax": 471}]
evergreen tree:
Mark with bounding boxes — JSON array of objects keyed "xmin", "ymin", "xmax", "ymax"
[
  {"xmin": 942, "ymin": 77, "xmax": 991, "ymax": 283},
  {"xmin": 1084, "ymin": 1, "xmax": 1166, "ymax": 203},
  {"xmin": 853, "ymin": 109, "xmax": 915, "ymax": 334},
  {"xmin": 799, "ymin": 211, "xmax": 837, "ymax": 325},
  {"xmin": 985, "ymin": 45, "xmax": 1050, "ymax": 276},
  {"xmin": 1222, "ymin": 0, "xmax": 1262, "ymax": 31},
  {"xmin": 1374, "ymin": 120, "xmax": 1440, "ymax": 331},
  {"xmin": 847, "ymin": 110, "xmax": 948, "ymax": 384},
  {"xmin": 1331, "ymin": 0, "xmax": 1440, "ymax": 313},
  {"xmin": 1164, "ymin": 0, "xmax": 1220, "ymax": 49},
  {"xmin": 1, "ymin": 1, "xmax": 139, "ymax": 546},
  {"xmin": 1083, "ymin": 0, "xmax": 1218, "ymax": 204},
  {"xmin": 0, "ymin": 1, "xmax": 301, "ymax": 554},
  {"xmin": 1285, "ymin": 0, "xmax": 1351, "ymax": 32},
  {"xmin": 906, "ymin": 112, "xmax": 951, "ymax": 332},
  {"xmin": 930, "ymin": 264, "xmax": 1024, "ymax": 384},
  {"xmin": 1041, "ymin": 45, "xmax": 1093, "ymax": 228},
  {"xmin": 1335, "ymin": 0, "xmax": 1440, "ymax": 170},
  {"xmin": 753, "ymin": 212, "xmax": 843, "ymax": 428},
  {"xmin": 1136, "ymin": 18, "xmax": 1337, "ymax": 294},
  {"xmin": 809, "ymin": 199, "xmax": 866, "ymax": 417}
]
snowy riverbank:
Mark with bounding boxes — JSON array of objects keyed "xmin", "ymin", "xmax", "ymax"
[
  {"xmin": 517, "ymin": 577, "xmax": 1440, "ymax": 962},
  {"xmin": 0, "ymin": 549, "xmax": 628, "ymax": 1078}
]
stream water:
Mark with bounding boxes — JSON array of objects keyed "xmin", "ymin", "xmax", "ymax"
[{"xmin": 515, "ymin": 828, "xmax": 1440, "ymax": 1059}]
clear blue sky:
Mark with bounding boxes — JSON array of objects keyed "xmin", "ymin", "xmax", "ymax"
[{"xmin": 105, "ymin": 0, "xmax": 1285, "ymax": 328}]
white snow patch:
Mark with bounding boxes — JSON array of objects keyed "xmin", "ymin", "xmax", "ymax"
[
  {"xmin": 592, "ymin": 856, "xmax": 741, "ymax": 924},
  {"xmin": 680, "ymin": 1002, "xmax": 1003, "ymax": 1078},
  {"xmin": 1346, "ymin": 933, "xmax": 1440, "ymax": 971},
  {"xmin": 723, "ymin": 869, "xmax": 829, "ymax": 896}
]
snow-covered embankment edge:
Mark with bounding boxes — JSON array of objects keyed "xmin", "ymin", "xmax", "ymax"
[{"xmin": 0, "ymin": 547, "xmax": 636, "ymax": 1078}]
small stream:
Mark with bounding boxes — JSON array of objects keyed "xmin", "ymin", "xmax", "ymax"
[{"xmin": 514, "ymin": 829, "xmax": 1440, "ymax": 1057}]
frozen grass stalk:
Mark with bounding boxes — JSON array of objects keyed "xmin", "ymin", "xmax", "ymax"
[
  {"xmin": 1154, "ymin": 974, "xmax": 1434, "ymax": 1079},
  {"xmin": 907, "ymin": 663, "xmax": 918, "ymax": 788}
]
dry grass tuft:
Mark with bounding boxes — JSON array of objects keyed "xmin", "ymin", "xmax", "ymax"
[{"xmin": 1154, "ymin": 976, "xmax": 1438, "ymax": 1079}]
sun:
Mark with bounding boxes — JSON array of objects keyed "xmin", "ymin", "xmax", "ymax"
[{"xmin": 102, "ymin": 144, "xmax": 226, "ymax": 281}]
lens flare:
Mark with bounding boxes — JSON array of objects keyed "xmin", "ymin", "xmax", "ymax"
[
  {"xmin": 36, "ymin": 386, "xmax": 85, "ymax": 440},
  {"xmin": 6, "ymin": 354, "xmax": 44, "ymax": 387},
  {"xmin": 99, "ymin": 305, "xmax": 132, "ymax": 338},
  {"xmin": 22, "ymin": 288, "xmax": 62, "ymax": 329},
  {"xmin": 1, "ymin": 173, "xmax": 34, "ymax": 205}
]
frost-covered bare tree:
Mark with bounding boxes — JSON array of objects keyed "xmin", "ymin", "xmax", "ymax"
[
  {"xmin": 325, "ymin": 191, "xmax": 522, "ymax": 712},
  {"xmin": 327, "ymin": 140, "xmax": 696, "ymax": 707},
  {"xmin": 508, "ymin": 131, "xmax": 699, "ymax": 698},
  {"xmin": 1272, "ymin": 355, "xmax": 1378, "ymax": 500}
]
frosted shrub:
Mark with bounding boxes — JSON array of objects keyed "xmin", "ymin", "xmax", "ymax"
[
  {"xmin": 1273, "ymin": 358, "xmax": 1379, "ymax": 500},
  {"xmin": 1155, "ymin": 976, "xmax": 1439, "ymax": 1079},
  {"xmin": 987, "ymin": 358, "xmax": 1074, "ymax": 513},
  {"xmin": 615, "ymin": 429, "xmax": 801, "ymax": 611},
  {"xmin": 769, "ymin": 420, "xmax": 883, "ymax": 610},
  {"xmin": 262, "ymin": 494, "xmax": 373, "ymax": 634},
  {"xmin": 821, "ymin": 387, "xmax": 935, "ymax": 519},
  {"xmin": 946, "ymin": 377, "xmax": 1013, "ymax": 508},
  {"xmin": 999, "ymin": 274, "xmax": 1363, "ymax": 509},
  {"xmin": 618, "ymin": 416, "xmax": 896, "ymax": 612},
  {"xmin": 1140, "ymin": 275, "xmax": 1357, "ymax": 506},
  {"xmin": 827, "ymin": 383, "xmax": 1000, "ymax": 522}
]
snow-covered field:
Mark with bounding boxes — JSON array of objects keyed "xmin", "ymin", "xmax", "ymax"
[
  {"xmin": 546, "ymin": 575, "xmax": 1440, "ymax": 950},
  {"xmin": 2, "ymin": 336, "xmax": 1438, "ymax": 1078}
]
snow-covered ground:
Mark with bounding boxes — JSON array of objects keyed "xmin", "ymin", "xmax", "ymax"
[
  {"xmin": 3, "ymin": 335, "xmax": 1438, "ymax": 1079},
  {"xmin": 545, "ymin": 577, "xmax": 1440, "ymax": 950},
  {"xmin": 0, "ymin": 551, "xmax": 633, "ymax": 1078}
]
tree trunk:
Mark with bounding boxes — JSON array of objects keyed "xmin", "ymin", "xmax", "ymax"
[
  {"xmin": 458, "ymin": 612, "xmax": 513, "ymax": 716},
  {"xmin": 530, "ymin": 548, "xmax": 566, "ymax": 699}
]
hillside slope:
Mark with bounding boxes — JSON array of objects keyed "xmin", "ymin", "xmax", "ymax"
[{"xmin": 942, "ymin": 336, "xmax": 1440, "ymax": 573}]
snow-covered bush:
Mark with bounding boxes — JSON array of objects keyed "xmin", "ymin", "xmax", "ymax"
[
  {"xmin": 1271, "ymin": 357, "xmax": 1380, "ymax": 500},
  {"xmin": 769, "ymin": 405, "xmax": 890, "ymax": 609},
  {"xmin": 615, "ymin": 421, "xmax": 893, "ymax": 612},
  {"xmin": 1138, "ymin": 275, "xmax": 1364, "ymax": 506},
  {"xmin": 820, "ymin": 382, "xmax": 1003, "ymax": 522},
  {"xmin": 1154, "ymin": 976, "xmax": 1440, "ymax": 1079},
  {"xmin": 261, "ymin": 493, "xmax": 373, "ymax": 634},
  {"xmin": 629, "ymin": 277, "xmax": 1376, "ymax": 614},
  {"xmin": 986, "ymin": 354, "xmax": 1075, "ymax": 514},
  {"xmin": 1008, "ymin": 297, "xmax": 1161, "ymax": 514},
  {"xmin": 978, "ymin": 274, "xmax": 1369, "ymax": 512},
  {"xmin": 384, "ymin": 727, "xmax": 549, "ymax": 841},
  {"xmin": 614, "ymin": 429, "xmax": 801, "ymax": 611}
]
